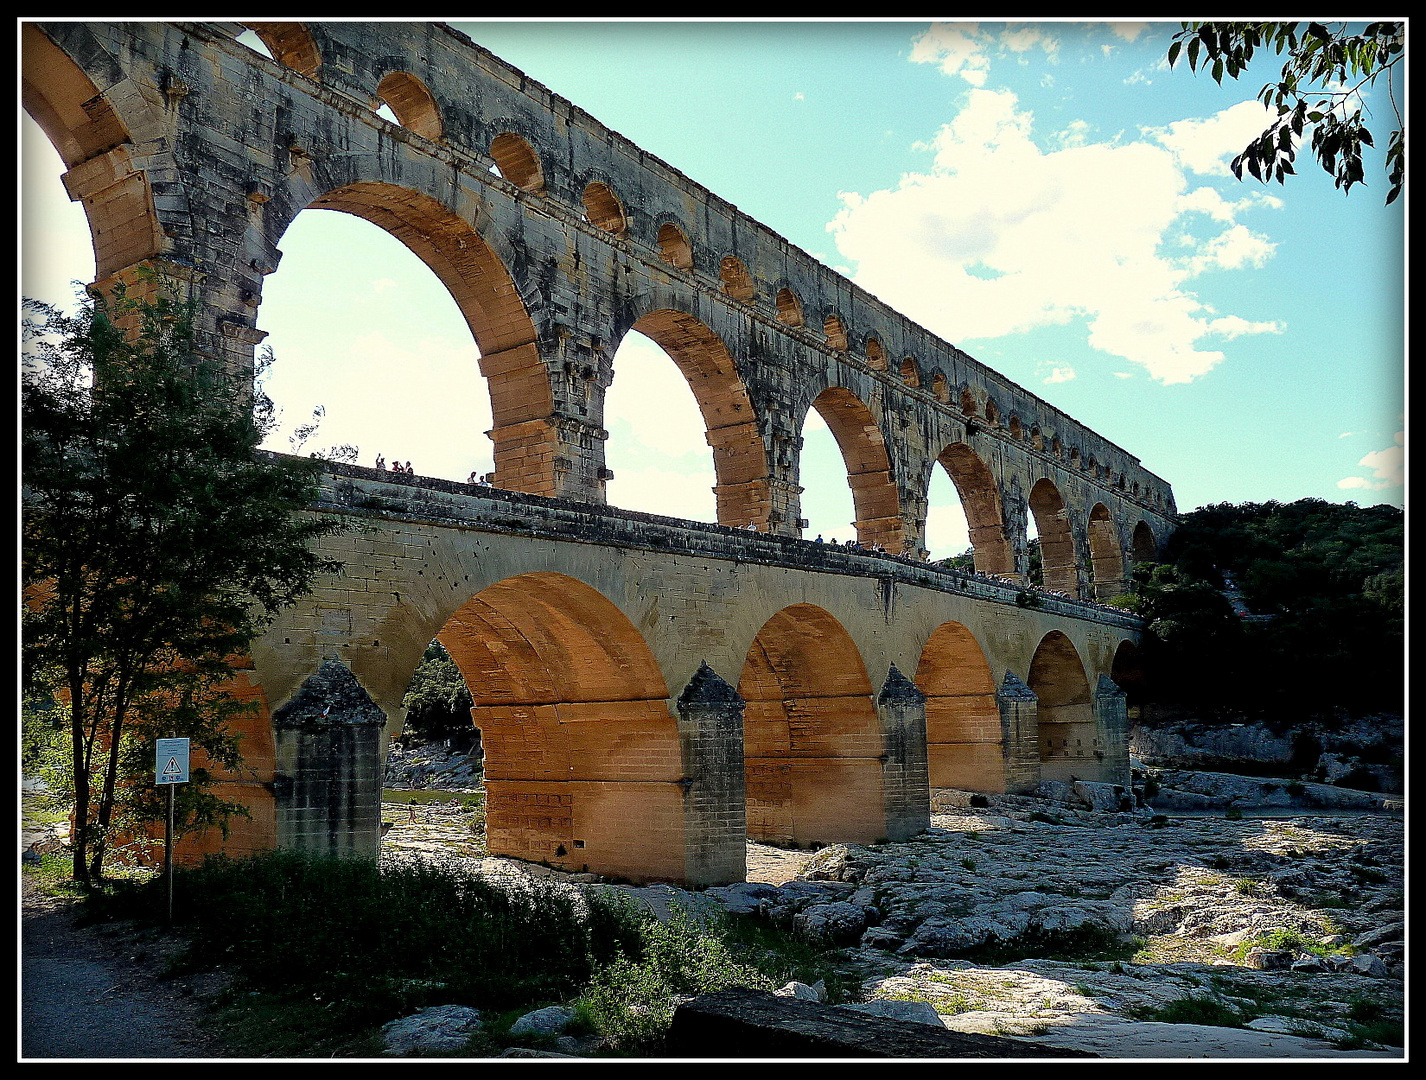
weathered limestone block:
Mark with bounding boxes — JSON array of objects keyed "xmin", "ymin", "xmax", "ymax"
[
  {"xmin": 675, "ymin": 662, "xmax": 747, "ymax": 886},
  {"xmin": 271, "ymin": 661, "xmax": 387, "ymax": 857},
  {"xmin": 997, "ymin": 671, "xmax": 1040, "ymax": 793},
  {"xmin": 877, "ymin": 664, "xmax": 930, "ymax": 842}
]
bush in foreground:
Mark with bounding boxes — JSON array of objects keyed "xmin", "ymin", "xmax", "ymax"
[{"xmin": 83, "ymin": 850, "xmax": 847, "ymax": 1056}]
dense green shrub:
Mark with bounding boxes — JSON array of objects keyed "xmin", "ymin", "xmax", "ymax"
[
  {"xmin": 577, "ymin": 907, "xmax": 775, "ymax": 1053},
  {"xmin": 1134, "ymin": 994, "xmax": 1246, "ymax": 1027},
  {"xmin": 99, "ymin": 849, "xmax": 644, "ymax": 1031},
  {"xmin": 81, "ymin": 850, "xmax": 851, "ymax": 1056}
]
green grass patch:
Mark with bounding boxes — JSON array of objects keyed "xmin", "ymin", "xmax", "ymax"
[
  {"xmin": 1230, "ymin": 927, "xmax": 1352, "ymax": 963},
  {"xmin": 1332, "ymin": 996, "xmax": 1404, "ymax": 1049},
  {"xmin": 206, "ymin": 986, "xmax": 391, "ymax": 1058},
  {"xmin": 22, "ymin": 851, "xmax": 90, "ymax": 900},
  {"xmin": 381, "ymin": 789, "xmax": 484, "ymax": 808},
  {"xmin": 1233, "ymin": 877, "xmax": 1268, "ymax": 897},
  {"xmin": 1129, "ymin": 994, "xmax": 1247, "ymax": 1027}
]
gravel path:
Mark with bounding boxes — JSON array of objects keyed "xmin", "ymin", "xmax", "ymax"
[{"xmin": 20, "ymin": 879, "xmax": 234, "ymax": 1060}]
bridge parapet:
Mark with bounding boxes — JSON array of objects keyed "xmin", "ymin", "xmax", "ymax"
[{"xmin": 306, "ymin": 457, "xmax": 1144, "ymax": 633}]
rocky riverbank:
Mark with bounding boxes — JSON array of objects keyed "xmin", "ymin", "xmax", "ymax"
[
  {"xmin": 374, "ymin": 756, "xmax": 1404, "ymax": 1059},
  {"xmin": 1132, "ymin": 713, "xmax": 1403, "ymax": 796}
]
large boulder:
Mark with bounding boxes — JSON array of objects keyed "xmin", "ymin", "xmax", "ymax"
[{"xmin": 381, "ymin": 1005, "xmax": 483, "ymax": 1056}]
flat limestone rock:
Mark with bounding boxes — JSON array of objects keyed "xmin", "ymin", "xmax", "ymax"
[
  {"xmin": 972, "ymin": 1013, "xmax": 1398, "ymax": 1059},
  {"xmin": 668, "ymin": 987, "xmax": 1095, "ymax": 1058}
]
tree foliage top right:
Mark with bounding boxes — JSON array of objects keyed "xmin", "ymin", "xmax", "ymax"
[{"xmin": 1169, "ymin": 21, "xmax": 1405, "ymax": 205}]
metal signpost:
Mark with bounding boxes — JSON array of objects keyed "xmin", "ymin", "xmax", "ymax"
[{"xmin": 155, "ymin": 738, "xmax": 189, "ymax": 924}]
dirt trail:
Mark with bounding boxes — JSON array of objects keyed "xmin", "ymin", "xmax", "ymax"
[{"xmin": 20, "ymin": 878, "xmax": 234, "ymax": 1060}]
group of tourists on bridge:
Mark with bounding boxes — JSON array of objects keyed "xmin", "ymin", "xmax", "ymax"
[
  {"xmin": 813, "ymin": 534, "xmax": 891, "ymax": 555},
  {"xmin": 375, "ymin": 455, "xmax": 414, "ymax": 476}
]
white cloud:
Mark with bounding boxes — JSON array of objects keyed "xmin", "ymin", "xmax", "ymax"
[
  {"xmin": 1055, "ymin": 118, "xmax": 1092, "ymax": 149},
  {"xmin": 1205, "ymin": 314, "xmax": 1284, "ymax": 340},
  {"xmin": 258, "ymin": 329, "xmax": 491, "ymax": 478},
  {"xmin": 1002, "ymin": 26, "xmax": 1056, "ymax": 58},
  {"xmin": 1337, "ymin": 433, "xmax": 1405, "ymax": 491},
  {"xmin": 605, "ymin": 464, "xmax": 717, "ymax": 521},
  {"xmin": 924, "ymin": 500, "xmax": 971, "ymax": 558},
  {"xmin": 1044, "ymin": 366, "xmax": 1077, "ymax": 384},
  {"xmin": 1148, "ymin": 99, "xmax": 1277, "ymax": 177},
  {"xmin": 1109, "ymin": 23, "xmax": 1149, "ymax": 42},
  {"xmin": 909, "ymin": 23, "xmax": 991, "ymax": 86},
  {"xmin": 1183, "ymin": 223, "xmax": 1277, "ymax": 273},
  {"xmin": 826, "ymin": 89, "xmax": 1284, "ymax": 384},
  {"xmin": 605, "ymin": 334, "xmax": 713, "ymax": 460},
  {"xmin": 22, "ymin": 117, "xmax": 95, "ymax": 312},
  {"xmin": 913, "ymin": 24, "xmax": 1144, "ymax": 87}
]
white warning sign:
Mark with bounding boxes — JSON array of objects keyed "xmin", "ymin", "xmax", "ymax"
[{"xmin": 155, "ymin": 738, "xmax": 190, "ymax": 785}]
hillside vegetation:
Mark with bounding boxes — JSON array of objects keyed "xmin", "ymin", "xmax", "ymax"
[{"xmin": 1118, "ymin": 498, "xmax": 1403, "ymax": 723}]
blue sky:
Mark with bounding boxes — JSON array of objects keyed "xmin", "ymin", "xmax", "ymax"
[{"xmin": 21, "ymin": 20, "xmax": 1405, "ymax": 557}]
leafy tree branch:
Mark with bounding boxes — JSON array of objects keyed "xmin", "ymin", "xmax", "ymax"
[{"xmin": 1168, "ymin": 21, "xmax": 1404, "ymax": 204}]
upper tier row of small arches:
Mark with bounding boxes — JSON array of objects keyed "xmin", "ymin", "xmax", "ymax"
[{"xmin": 232, "ymin": 22, "xmax": 1165, "ymax": 510}]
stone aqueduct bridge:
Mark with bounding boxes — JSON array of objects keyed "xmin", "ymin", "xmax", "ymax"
[{"xmin": 25, "ymin": 21, "xmax": 1177, "ymax": 885}]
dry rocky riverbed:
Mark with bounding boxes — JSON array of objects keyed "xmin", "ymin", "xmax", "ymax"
[
  {"xmin": 23, "ymin": 747, "xmax": 1406, "ymax": 1060},
  {"xmin": 378, "ymin": 744, "xmax": 1406, "ymax": 1058}
]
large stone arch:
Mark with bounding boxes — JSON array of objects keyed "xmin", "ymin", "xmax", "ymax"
[
  {"xmin": 1028, "ymin": 478, "xmax": 1080, "ymax": 598},
  {"xmin": 436, "ymin": 571, "xmax": 685, "ymax": 882},
  {"xmin": 1110, "ymin": 638, "xmax": 1148, "ymax": 724},
  {"xmin": 272, "ymin": 181, "xmax": 555, "ymax": 496},
  {"xmin": 805, "ymin": 387, "xmax": 904, "ymax": 553},
  {"xmin": 738, "ymin": 604, "xmax": 886, "ymax": 845},
  {"xmin": 1087, "ymin": 503, "xmax": 1127, "ymax": 600},
  {"xmin": 914, "ymin": 621, "xmax": 1003, "ymax": 792},
  {"xmin": 1130, "ymin": 520, "xmax": 1159, "ymax": 569},
  {"xmin": 1027, "ymin": 630, "xmax": 1096, "ymax": 783},
  {"xmin": 933, "ymin": 442, "xmax": 1015, "ymax": 577},
  {"xmin": 21, "ymin": 23, "xmax": 165, "ymax": 285},
  {"xmin": 622, "ymin": 309, "xmax": 770, "ymax": 528}
]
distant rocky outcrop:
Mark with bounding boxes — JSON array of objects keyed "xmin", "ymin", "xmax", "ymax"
[
  {"xmin": 384, "ymin": 742, "xmax": 484, "ymax": 790},
  {"xmin": 1131, "ymin": 714, "xmax": 1401, "ymax": 795}
]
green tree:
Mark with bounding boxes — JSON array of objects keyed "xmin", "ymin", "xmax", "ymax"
[
  {"xmin": 1135, "ymin": 499, "xmax": 1403, "ymax": 721},
  {"xmin": 1121, "ymin": 561, "xmax": 1247, "ymax": 715},
  {"xmin": 937, "ymin": 546, "xmax": 977, "ymax": 572},
  {"xmin": 1168, "ymin": 21, "xmax": 1404, "ymax": 204},
  {"xmin": 22, "ymin": 282, "xmax": 346, "ymax": 886},
  {"xmin": 401, "ymin": 640, "xmax": 477, "ymax": 750}
]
